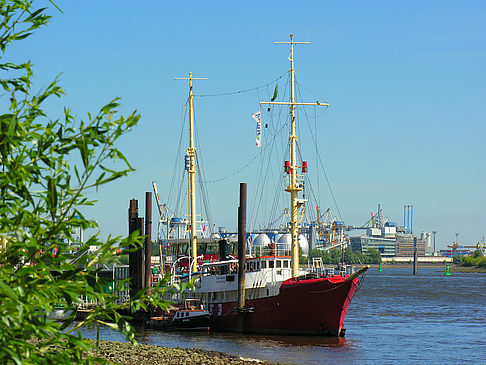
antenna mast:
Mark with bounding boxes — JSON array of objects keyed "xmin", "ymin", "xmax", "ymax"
[
  {"xmin": 175, "ymin": 73, "xmax": 207, "ymax": 273},
  {"xmin": 261, "ymin": 35, "xmax": 328, "ymax": 277}
]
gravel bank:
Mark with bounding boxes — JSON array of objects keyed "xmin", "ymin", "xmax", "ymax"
[{"xmin": 87, "ymin": 340, "xmax": 278, "ymax": 364}]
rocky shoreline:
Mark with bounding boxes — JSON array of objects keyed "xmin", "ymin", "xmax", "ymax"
[{"xmin": 86, "ymin": 340, "xmax": 277, "ymax": 364}]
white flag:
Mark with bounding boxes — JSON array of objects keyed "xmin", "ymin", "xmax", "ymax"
[{"xmin": 252, "ymin": 111, "xmax": 262, "ymax": 147}]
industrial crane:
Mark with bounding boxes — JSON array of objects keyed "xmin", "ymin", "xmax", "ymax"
[
  {"xmin": 462, "ymin": 238, "xmax": 486, "ymax": 256},
  {"xmin": 152, "ymin": 181, "xmax": 165, "ymax": 219},
  {"xmin": 447, "ymin": 242, "xmax": 458, "ymax": 255},
  {"xmin": 152, "ymin": 181, "xmax": 174, "ymax": 271}
]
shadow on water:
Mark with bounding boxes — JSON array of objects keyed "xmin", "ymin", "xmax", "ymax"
[{"xmin": 82, "ymin": 324, "xmax": 360, "ymax": 364}]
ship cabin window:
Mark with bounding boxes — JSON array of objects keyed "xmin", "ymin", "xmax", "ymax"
[
  {"xmin": 283, "ymin": 260, "xmax": 289, "ymax": 268},
  {"xmin": 276, "ymin": 260, "xmax": 282, "ymax": 268},
  {"xmin": 206, "ymin": 243, "xmax": 219, "ymax": 254},
  {"xmin": 186, "ymin": 312, "xmax": 189, "ymax": 317},
  {"xmin": 220, "ymin": 265, "xmax": 229, "ymax": 275},
  {"xmin": 269, "ymin": 260, "xmax": 274, "ymax": 268},
  {"xmin": 197, "ymin": 244, "xmax": 206, "ymax": 254},
  {"xmin": 261, "ymin": 261, "xmax": 267, "ymax": 269},
  {"xmin": 246, "ymin": 261, "xmax": 259, "ymax": 272},
  {"xmin": 204, "ymin": 264, "xmax": 231, "ymax": 276}
]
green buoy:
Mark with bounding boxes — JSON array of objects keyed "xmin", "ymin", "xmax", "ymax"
[
  {"xmin": 445, "ymin": 264, "xmax": 450, "ymax": 276},
  {"xmin": 378, "ymin": 262, "xmax": 382, "ymax": 272}
]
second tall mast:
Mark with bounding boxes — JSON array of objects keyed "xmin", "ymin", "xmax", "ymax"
[{"xmin": 175, "ymin": 72, "xmax": 207, "ymax": 273}]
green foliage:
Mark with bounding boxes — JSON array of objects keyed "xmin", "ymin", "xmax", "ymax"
[
  {"xmin": 298, "ymin": 245, "xmax": 307, "ymax": 264},
  {"xmin": 452, "ymin": 255, "xmax": 464, "ymax": 265},
  {"xmin": 309, "ymin": 246, "xmax": 382, "ymax": 265},
  {"xmin": 151, "ymin": 240, "xmax": 160, "ymax": 257},
  {"xmin": 366, "ymin": 248, "xmax": 382, "ymax": 264},
  {"xmin": 461, "ymin": 255, "xmax": 486, "ymax": 268},
  {"xmin": 119, "ymin": 253, "xmax": 129, "ymax": 265},
  {"xmin": 0, "ymin": 2, "xmax": 180, "ymax": 363}
]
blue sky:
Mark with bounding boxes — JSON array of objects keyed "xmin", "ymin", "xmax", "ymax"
[{"xmin": 11, "ymin": 1, "xmax": 485, "ymax": 249}]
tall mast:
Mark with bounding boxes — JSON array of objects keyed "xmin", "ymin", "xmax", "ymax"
[
  {"xmin": 261, "ymin": 34, "xmax": 328, "ymax": 277},
  {"xmin": 175, "ymin": 73, "xmax": 207, "ymax": 273}
]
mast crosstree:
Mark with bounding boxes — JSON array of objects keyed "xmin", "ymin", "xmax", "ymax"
[
  {"xmin": 260, "ymin": 35, "xmax": 328, "ymax": 277},
  {"xmin": 175, "ymin": 73, "xmax": 208, "ymax": 273}
]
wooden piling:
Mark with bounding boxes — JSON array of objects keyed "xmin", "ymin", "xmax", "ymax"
[
  {"xmin": 237, "ymin": 183, "xmax": 247, "ymax": 333},
  {"xmin": 128, "ymin": 199, "xmax": 144, "ymax": 299},
  {"xmin": 144, "ymin": 192, "xmax": 152, "ymax": 292},
  {"xmin": 413, "ymin": 236, "xmax": 418, "ymax": 275}
]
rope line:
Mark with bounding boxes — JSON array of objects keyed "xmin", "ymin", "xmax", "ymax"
[
  {"xmin": 195, "ymin": 73, "xmax": 286, "ymax": 98},
  {"xmin": 197, "ymin": 151, "xmax": 261, "ymax": 184}
]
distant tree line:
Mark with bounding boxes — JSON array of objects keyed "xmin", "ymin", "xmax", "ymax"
[
  {"xmin": 453, "ymin": 251, "xmax": 486, "ymax": 268},
  {"xmin": 306, "ymin": 247, "xmax": 382, "ymax": 265}
]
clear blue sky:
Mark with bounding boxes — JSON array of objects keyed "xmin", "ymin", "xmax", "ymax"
[{"xmin": 11, "ymin": 1, "xmax": 486, "ymax": 249}]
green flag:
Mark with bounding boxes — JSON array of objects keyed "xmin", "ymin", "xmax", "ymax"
[{"xmin": 271, "ymin": 83, "xmax": 278, "ymax": 101}]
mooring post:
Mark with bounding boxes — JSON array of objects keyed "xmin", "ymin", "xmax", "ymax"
[
  {"xmin": 144, "ymin": 192, "xmax": 152, "ymax": 292},
  {"xmin": 413, "ymin": 236, "xmax": 418, "ymax": 275},
  {"xmin": 237, "ymin": 183, "xmax": 247, "ymax": 333},
  {"xmin": 128, "ymin": 199, "xmax": 144, "ymax": 299}
]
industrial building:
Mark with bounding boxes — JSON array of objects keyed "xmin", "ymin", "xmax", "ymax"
[
  {"xmin": 350, "ymin": 205, "xmax": 432, "ymax": 258},
  {"xmin": 350, "ymin": 233, "xmax": 396, "ymax": 257}
]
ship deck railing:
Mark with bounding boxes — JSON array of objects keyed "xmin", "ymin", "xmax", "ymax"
[{"xmin": 309, "ymin": 263, "xmax": 355, "ymax": 277}]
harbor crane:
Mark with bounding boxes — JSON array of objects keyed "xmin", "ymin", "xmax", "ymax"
[
  {"xmin": 152, "ymin": 181, "xmax": 175, "ymax": 271},
  {"xmin": 462, "ymin": 238, "xmax": 486, "ymax": 256},
  {"xmin": 152, "ymin": 181, "xmax": 165, "ymax": 219}
]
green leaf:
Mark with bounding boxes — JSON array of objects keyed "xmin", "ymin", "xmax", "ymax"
[
  {"xmin": 100, "ymin": 100, "xmax": 120, "ymax": 115},
  {"xmin": 0, "ymin": 280, "xmax": 18, "ymax": 300},
  {"xmin": 47, "ymin": 176, "xmax": 58, "ymax": 214}
]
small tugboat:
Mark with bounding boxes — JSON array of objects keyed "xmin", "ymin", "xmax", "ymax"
[
  {"xmin": 171, "ymin": 299, "xmax": 211, "ymax": 331},
  {"xmin": 150, "ymin": 299, "xmax": 210, "ymax": 332}
]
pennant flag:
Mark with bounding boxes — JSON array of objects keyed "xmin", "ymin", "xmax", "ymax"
[
  {"xmin": 252, "ymin": 111, "xmax": 262, "ymax": 147},
  {"xmin": 271, "ymin": 83, "xmax": 278, "ymax": 101}
]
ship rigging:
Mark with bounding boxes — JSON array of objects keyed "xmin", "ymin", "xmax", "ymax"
[{"xmin": 151, "ymin": 34, "xmax": 368, "ymax": 337}]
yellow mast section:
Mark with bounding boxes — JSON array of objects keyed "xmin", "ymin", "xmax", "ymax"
[
  {"xmin": 175, "ymin": 73, "xmax": 207, "ymax": 273},
  {"xmin": 261, "ymin": 35, "xmax": 328, "ymax": 277}
]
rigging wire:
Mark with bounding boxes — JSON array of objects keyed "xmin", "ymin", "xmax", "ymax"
[
  {"xmin": 163, "ymin": 72, "xmax": 345, "ymax": 235},
  {"xmin": 168, "ymin": 100, "xmax": 189, "ymax": 217},
  {"xmin": 250, "ymin": 83, "xmax": 277, "ymax": 229},
  {"xmin": 314, "ymin": 106, "xmax": 320, "ymax": 206},
  {"xmin": 195, "ymin": 73, "xmax": 287, "ymax": 98},
  {"xmin": 193, "ymin": 110, "xmax": 214, "ymax": 235},
  {"xmin": 198, "ymin": 152, "xmax": 261, "ymax": 184},
  {"xmin": 295, "ymin": 82, "xmax": 344, "ymax": 223},
  {"xmin": 295, "ymin": 80, "xmax": 330, "ymax": 117},
  {"xmin": 249, "ymin": 74, "xmax": 291, "ymax": 231}
]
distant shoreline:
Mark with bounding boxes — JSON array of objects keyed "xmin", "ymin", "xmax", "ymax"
[{"xmin": 360, "ymin": 263, "xmax": 486, "ymax": 273}]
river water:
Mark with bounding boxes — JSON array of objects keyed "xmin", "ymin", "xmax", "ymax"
[{"xmin": 83, "ymin": 268, "xmax": 486, "ymax": 364}]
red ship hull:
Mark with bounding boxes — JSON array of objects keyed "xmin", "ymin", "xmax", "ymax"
[{"xmin": 208, "ymin": 275, "xmax": 359, "ymax": 336}]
